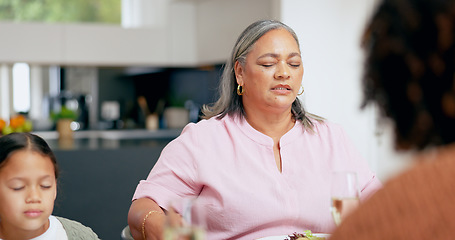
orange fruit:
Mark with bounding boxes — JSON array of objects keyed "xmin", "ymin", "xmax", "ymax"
[
  {"xmin": 0, "ymin": 119, "xmax": 5, "ymax": 130},
  {"xmin": 10, "ymin": 115, "xmax": 26, "ymax": 128}
]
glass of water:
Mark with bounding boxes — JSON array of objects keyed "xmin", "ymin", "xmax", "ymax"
[
  {"xmin": 330, "ymin": 171, "xmax": 360, "ymax": 226},
  {"xmin": 164, "ymin": 197, "xmax": 206, "ymax": 240}
]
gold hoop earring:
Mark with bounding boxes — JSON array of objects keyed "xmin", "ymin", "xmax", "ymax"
[
  {"xmin": 237, "ymin": 84, "xmax": 244, "ymax": 95},
  {"xmin": 298, "ymin": 85, "xmax": 304, "ymax": 96}
]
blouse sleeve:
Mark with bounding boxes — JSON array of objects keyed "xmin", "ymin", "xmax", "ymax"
[{"xmin": 132, "ymin": 123, "xmax": 203, "ymax": 209}]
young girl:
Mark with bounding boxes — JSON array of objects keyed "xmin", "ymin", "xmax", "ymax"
[{"xmin": 0, "ymin": 132, "xmax": 100, "ymax": 240}]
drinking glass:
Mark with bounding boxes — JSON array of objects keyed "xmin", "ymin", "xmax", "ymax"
[
  {"xmin": 330, "ymin": 171, "xmax": 360, "ymax": 226},
  {"xmin": 163, "ymin": 197, "xmax": 206, "ymax": 240}
]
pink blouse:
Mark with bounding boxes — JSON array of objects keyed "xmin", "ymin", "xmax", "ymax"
[{"xmin": 133, "ymin": 115, "xmax": 382, "ymax": 239}]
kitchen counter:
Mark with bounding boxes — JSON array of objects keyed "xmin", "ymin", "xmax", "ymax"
[{"xmin": 32, "ymin": 128, "xmax": 182, "ymax": 150}]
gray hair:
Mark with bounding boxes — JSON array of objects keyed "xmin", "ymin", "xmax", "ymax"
[{"xmin": 201, "ymin": 20, "xmax": 323, "ymax": 130}]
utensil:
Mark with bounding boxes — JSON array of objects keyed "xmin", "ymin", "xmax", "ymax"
[{"xmin": 330, "ymin": 171, "xmax": 360, "ymax": 226}]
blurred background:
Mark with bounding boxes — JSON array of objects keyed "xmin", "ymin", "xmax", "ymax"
[{"xmin": 0, "ymin": 0, "xmax": 414, "ymax": 239}]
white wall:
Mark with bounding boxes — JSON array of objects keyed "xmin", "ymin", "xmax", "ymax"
[
  {"xmin": 195, "ymin": 0, "xmax": 280, "ymax": 64},
  {"xmin": 280, "ymin": 0, "xmax": 414, "ymax": 181}
]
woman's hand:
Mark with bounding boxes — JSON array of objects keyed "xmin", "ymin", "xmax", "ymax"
[{"xmin": 128, "ymin": 198, "xmax": 166, "ymax": 240}]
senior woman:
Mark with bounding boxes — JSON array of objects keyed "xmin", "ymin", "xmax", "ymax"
[{"xmin": 128, "ymin": 20, "xmax": 381, "ymax": 240}]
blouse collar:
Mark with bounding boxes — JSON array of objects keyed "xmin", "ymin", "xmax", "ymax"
[{"xmin": 231, "ymin": 115, "xmax": 303, "ymax": 147}]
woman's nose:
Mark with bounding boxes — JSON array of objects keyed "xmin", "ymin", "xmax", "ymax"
[{"xmin": 274, "ymin": 62, "xmax": 290, "ymax": 79}]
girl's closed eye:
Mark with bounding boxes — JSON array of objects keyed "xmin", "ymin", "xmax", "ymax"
[
  {"xmin": 40, "ymin": 178, "xmax": 54, "ymax": 189},
  {"xmin": 8, "ymin": 181, "xmax": 25, "ymax": 191},
  {"xmin": 12, "ymin": 186, "xmax": 25, "ymax": 191}
]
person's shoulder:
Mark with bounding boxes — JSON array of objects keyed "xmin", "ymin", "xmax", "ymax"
[
  {"xmin": 400, "ymin": 144, "xmax": 455, "ymax": 185},
  {"xmin": 306, "ymin": 117, "xmax": 343, "ymax": 134},
  {"xmin": 194, "ymin": 116, "xmax": 224, "ymax": 127},
  {"xmin": 55, "ymin": 216, "xmax": 100, "ymax": 240},
  {"xmin": 181, "ymin": 116, "xmax": 231, "ymax": 133},
  {"xmin": 371, "ymin": 144, "xmax": 455, "ymax": 206},
  {"xmin": 171, "ymin": 117, "xmax": 228, "ymax": 144}
]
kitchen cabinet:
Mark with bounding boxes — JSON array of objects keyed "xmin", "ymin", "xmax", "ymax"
[
  {"xmin": 37, "ymin": 130, "xmax": 180, "ymax": 240},
  {"xmin": 0, "ymin": 22, "xmax": 172, "ymax": 66},
  {"xmin": 53, "ymin": 144, "xmax": 164, "ymax": 240},
  {"xmin": 0, "ymin": 0, "xmax": 278, "ymax": 67}
]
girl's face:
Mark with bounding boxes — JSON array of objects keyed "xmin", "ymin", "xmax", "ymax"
[
  {"xmin": 235, "ymin": 28, "xmax": 303, "ymax": 115},
  {"xmin": 0, "ymin": 150, "xmax": 57, "ymax": 239}
]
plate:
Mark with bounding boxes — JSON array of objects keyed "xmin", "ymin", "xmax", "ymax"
[{"xmin": 257, "ymin": 234, "xmax": 330, "ymax": 240}]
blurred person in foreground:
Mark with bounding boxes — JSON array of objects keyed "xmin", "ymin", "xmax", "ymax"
[
  {"xmin": 329, "ymin": 0, "xmax": 455, "ymax": 239},
  {"xmin": 128, "ymin": 19, "xmax": 381, "ymax": 240}
]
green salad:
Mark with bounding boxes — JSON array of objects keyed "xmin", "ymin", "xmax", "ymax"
[{"xmin": 287, "ymin": 230, "xmax": 326, "ymax": 240}]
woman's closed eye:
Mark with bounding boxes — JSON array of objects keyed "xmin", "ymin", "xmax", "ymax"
[
  {"xmin": 258, "ymin": 56, "xmax": 277, "ymax": 67},
  {"xmin": 288, "ymin": 58, "xmax": 302, "ymax": 67},
  {"xmin": 288, "ymin": 62, "xmax": 301, "ymax": 67},
  {"xmin": 259, "ymin": 61, "xmax": 276, "ymax": 67}
]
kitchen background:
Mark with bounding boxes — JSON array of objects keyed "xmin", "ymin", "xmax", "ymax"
[{"xmin": 0, "ymin": 0, "xmax": 414, "ymax": 239}]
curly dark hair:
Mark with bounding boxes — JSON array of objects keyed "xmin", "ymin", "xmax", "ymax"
[{"xmin": 362, "ymin": 0, "xmax": 455, "ymax": 150}]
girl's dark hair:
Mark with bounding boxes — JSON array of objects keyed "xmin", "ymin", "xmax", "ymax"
[
  {"xmin": 362, "ymin": 0, "xmax": 455, "ymax": 149},
  {"xmin": 0, "ymin": 132, "xmax": 59, "ymax": 178}
]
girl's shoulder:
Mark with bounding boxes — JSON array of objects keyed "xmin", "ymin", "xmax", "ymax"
[{"xmin": 55, "ymin": 216, "xmax": 100, "ymax": 240}]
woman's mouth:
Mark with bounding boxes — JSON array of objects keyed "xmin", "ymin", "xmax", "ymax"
[{"xmin": 271, "ymin": 85, "xmax": 292, "ymax": 94}]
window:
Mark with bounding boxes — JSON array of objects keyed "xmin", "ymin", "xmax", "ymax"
[
  {"xmin": 12, "ymin": 63, "xmax": 30, "ymax": 113},
  {"xmin": 0, "ymin": 0, "xmax": 121, "ymax": 24}
]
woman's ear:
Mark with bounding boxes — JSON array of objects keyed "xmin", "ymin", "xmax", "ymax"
[{"xmin": 234, "ymin": 61, "xmax": 244, "ymax": 86}]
